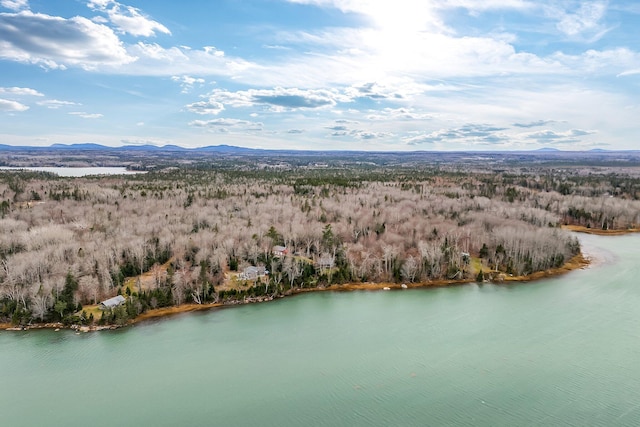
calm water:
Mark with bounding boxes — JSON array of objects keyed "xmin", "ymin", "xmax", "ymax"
[
  {"xmin": 0, "ymin": 166, "xmax": 143, "ymax": 176},
  {"xmin": 2, "ymin": 233, "xmax": 640, "ymax": 426}
]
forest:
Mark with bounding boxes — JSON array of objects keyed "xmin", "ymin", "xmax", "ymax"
[{"xmin": 1, "ymin": 149, "xmax": 639, "ymax": 327}]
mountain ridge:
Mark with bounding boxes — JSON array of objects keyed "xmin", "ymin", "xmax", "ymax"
[{"xmin": 0, "ymin": 143, "xmax": 637, "ymax": 154}]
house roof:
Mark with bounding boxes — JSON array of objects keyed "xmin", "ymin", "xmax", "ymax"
[
  {"xmin": 100, "ymin": 295, "xmax": 126, "ymax": 308},
  {"xmin": 273, "ymin": 245, "xmax": 287, "ymax": 251}
]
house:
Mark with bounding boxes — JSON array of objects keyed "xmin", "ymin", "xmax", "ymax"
[
  {"xmin": 239, "ymin": 266, "xmax": 267, "ymax": 280},
  {"xmin": 272, "ymin": 245, "xmax": 288, "ymax": 257},
  {"xmin": 99, "ymin": 295, "xmax": 126, "ymax": 310},
  {"xmin": 316, "ymin": 256, "xmax": 335, "ymax": 271}
]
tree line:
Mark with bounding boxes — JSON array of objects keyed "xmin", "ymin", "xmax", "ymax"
[{"xmin": 1, "ymin": 163, "xmax": 638, "ymax": 326}]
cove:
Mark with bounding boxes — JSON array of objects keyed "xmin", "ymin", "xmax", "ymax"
[{"xmin": 1, "ymin": 233, "xmax": 640, "ymax": 427}]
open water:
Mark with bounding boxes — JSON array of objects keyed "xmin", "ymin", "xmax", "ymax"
[
  {"xmin": 0, "ymin": 166, "xmax": 142, "ymax": 177},
  {"xmin": 1, "ymin": 233, "xmax": 640, "ymax": 426}
]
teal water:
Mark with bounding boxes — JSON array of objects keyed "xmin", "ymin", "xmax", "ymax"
[{"xmin": 2, "ymin": 234, "xmax": 640, "ymax": 426}]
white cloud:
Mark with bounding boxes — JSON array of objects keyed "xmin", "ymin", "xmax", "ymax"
[
  {"xmin": 37, "ymin": 99, "xmax": 79, "ymax": 109},
  {"xmin": 617, "ymin": 69, "xmax": 640, "ymax": 77},
  {"xmin": 443, "ymin": 0, "xmax": 531, "ymax": 12},
  {"xmin": 366, "ymin": 107, "xmax": 433, "ymax": 121},
  {"xmin": 189, "ymin": 118, "xmax": 263, "ymax": 132},
  {"xmin": 87, "ymin": 0, "xmax": 170, "ymax": 37},
  {"xmin": 263, "ymin": 44, "xmax": 291, "ymax": 50},
  {"xmin": 69, "ymin": 111, "xmax": 103, "ymax": 119},
  {"xmin": 345, "ymin": 79, "xmax": 437, "ymax": 100},
  {"xmin": 0, "ymin": 0, "xmax": 28, "ymax": 11},
  {"xmin": 325, "ymin": 119, "xmax": 392, "ymax": 140},
  {"xmin": 112, "ymin": 43, "xmax": 254, "ymax": 77},
  {"xmin": 553, "ymin": 48, "xmax": 640, "ymax": 74},
  {"xmin": 525, "ymin": 128, "xmax": 596, "ymax": 143},
  {"xmin": 554, "ymin": 1, "xmax": 608, "ymax": 38},
  {"xmin": 261, "ymin": 26, "xmax": 567, "ymax": 89},
  {"xmin": 0, "ymin": 86, "xmax": 43, "ymax": 96},
  {"xmin": 353, "ymin": 130, "xmax": 392, "ymax": 140},
  {"xmin": 1, "ymin": 0, "xmax": 638, "ymax": 151},
  {"xmin": 513, "ymin": 120, "xmax": 555, "ymax": 128},
  {"xmin": 198, "ymin": 87, "xmax": 351, "ymax": 112},
  {"xmin": 0, "ymin": 98, "xmax": 28, "ymax": 111},
  {"xmin": 186, "ymin": 100, "xmax": 225, "ymax": 115},
  {"xmin": 404, "ymin": 124, "xmax": 509, "ymax": 145},
  {"xmin": 290, "ymin": 0, "xmax": 445, "ymax": 33},
  {"xmin": 0, "ymin": 10, "xmax": 134, "ymax": 69},
  {"xmin": 172, "ymin": 75, "xmax": 205, "ymax": 93},
  {"xmin": 286, "ymin": 0, "xmax": 532, "ymax": 34}
]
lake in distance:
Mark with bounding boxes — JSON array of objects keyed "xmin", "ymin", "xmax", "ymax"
[
  {"xmin": 1, "ymin": 233, "xmax": 640, "ymax": 426},
  {"xmin": 0, "ymin": 166, "xmax": 143, "ymax": 177}
]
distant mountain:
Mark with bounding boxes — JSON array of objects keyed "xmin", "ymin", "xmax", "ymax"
[
  {"xmin": 160, "ymin": 144, "xmax": 189, "ymax": 151},
  {"xmin": 50, "ymin": 143, "xmax": 107, "ymax": 150},
  {"xmin": 119, "ymin": 144, "xmax": 164, "ymax": 151},
  {"xmin": 198, "ymin": 144, "xmax": 263, "ymax": 153},
  {"xmin": 51, "ymin": 143, "xmax": 261, "ymax": 153},
  {"xmin": 1, "ymin": 143, "xmax": 638, "ymax": 155},
  {"xmin": 0, "ymin": 143, "xmax": 254, "ymax": 152}
]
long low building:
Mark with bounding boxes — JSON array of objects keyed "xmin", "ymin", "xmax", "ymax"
[{"xmin": 99, "ymin": 295, "xmax": 126, "ymax": 310}]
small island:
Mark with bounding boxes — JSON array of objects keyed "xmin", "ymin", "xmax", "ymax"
[{"xmin": 1, "ymin": 148, "xmax": 639, "ymax": 330}]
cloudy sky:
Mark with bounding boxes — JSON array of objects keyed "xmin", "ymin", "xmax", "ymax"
[{"xmin": 1, "ymin": 0, "xmax": 639, "ymax": 150}]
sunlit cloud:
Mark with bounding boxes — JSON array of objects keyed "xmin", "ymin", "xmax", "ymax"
[
  {"xmin": 513, "ymin": 120, "xmax": 555, "ymax": 128},
  {"xmin": 189, "ymin": 118, "xmax": 264, "ymax": 133},
  {"xmin": 37, "ymin": 100, "xmax": 79, "ymax": 109},
  {"xmin": 552, "ymin": 1, "xmax": 609, "ymax": 39},
  {"xmin": 525, "ymin": 128, "xmax": 596, "ymax": 143},
  {"xmin": 0, "ymin": 86, "xmax": 43, "ymax": 96},
  {"xmin": 69, "ymin": 111, "xmax": 103, "ymax": 119},
  {"xmin": 0, "ymin": 0, "xmax": 28, "ymax": 11},
  {"xmin": 171, "ymin": 75, "xmax": 205, "ymax": 93},
  {"xmin": 0, "ymin": 0, "xmax": 638, "ymax": 150},
  {"xmin": 87, "ymin": 0, "xmax": 171, "ymax": 37},
  {"xmin": 0, "ymin": 10, "xmax": 134, "ymax": 69},
  {"xmin": 0, "ymin": 98, "xmax": 29, "ymax": 111},
  {"xmin": 197, "ymin": 87, "xmax": 351, "ymax": 112}
]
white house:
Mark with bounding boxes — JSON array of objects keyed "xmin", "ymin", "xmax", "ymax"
[
  {"xmin": 316, "ymin": 255, "xmax": 335, "ymax": 271},
  {"xmin": 239, "ymin": 266, "xmax": 267, "ymax": 280},
  {"xmin": 272, "ymin": 245, "xmax": 288, "ymax": 257},
  {"xmin": 99, "ymin": 295, "xmax": 126, "ymax": 310}
]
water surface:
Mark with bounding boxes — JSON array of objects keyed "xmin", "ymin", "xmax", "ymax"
[
  {"xmin": 1, "ymin": 233, "xmax": 639, "ymax": 426},
  {"xmin": 0, "ymin": 166, "xmax": 143, "ymax": 177}
]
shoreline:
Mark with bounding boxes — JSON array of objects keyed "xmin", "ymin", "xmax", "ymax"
[
  {"xmin": 562, "ymin": 225, "xmax": 640, "ymax": 236},
  {"xmin": 1, "ymin": 252, "xmax": 590, "ymax": 332}
]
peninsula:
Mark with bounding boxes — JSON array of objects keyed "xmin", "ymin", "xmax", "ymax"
[{"xmin": 1, "ymin": 147, "xmax": 638, "ymax": 330}]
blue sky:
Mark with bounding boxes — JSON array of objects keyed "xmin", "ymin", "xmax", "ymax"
[{"xmin": 1, "ymin": 0, "xmax": 640, "ymax": 150}]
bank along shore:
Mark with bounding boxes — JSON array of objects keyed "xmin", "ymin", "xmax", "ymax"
[
  {"xmin": 562, "ymin": 224, "xmax": 640, "ymax": 236},
  {"xmin": 5, "ymin": 226, "xmax": 638, "ymax": 332},
  {"xmin": 1, "ymin": 250, "xmax": 593, "ymax": 332}
]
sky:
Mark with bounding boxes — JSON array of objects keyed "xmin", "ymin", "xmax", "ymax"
[{"xmin": 1, "ymin": 0, "xmax": 640, "ymax": 151}]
